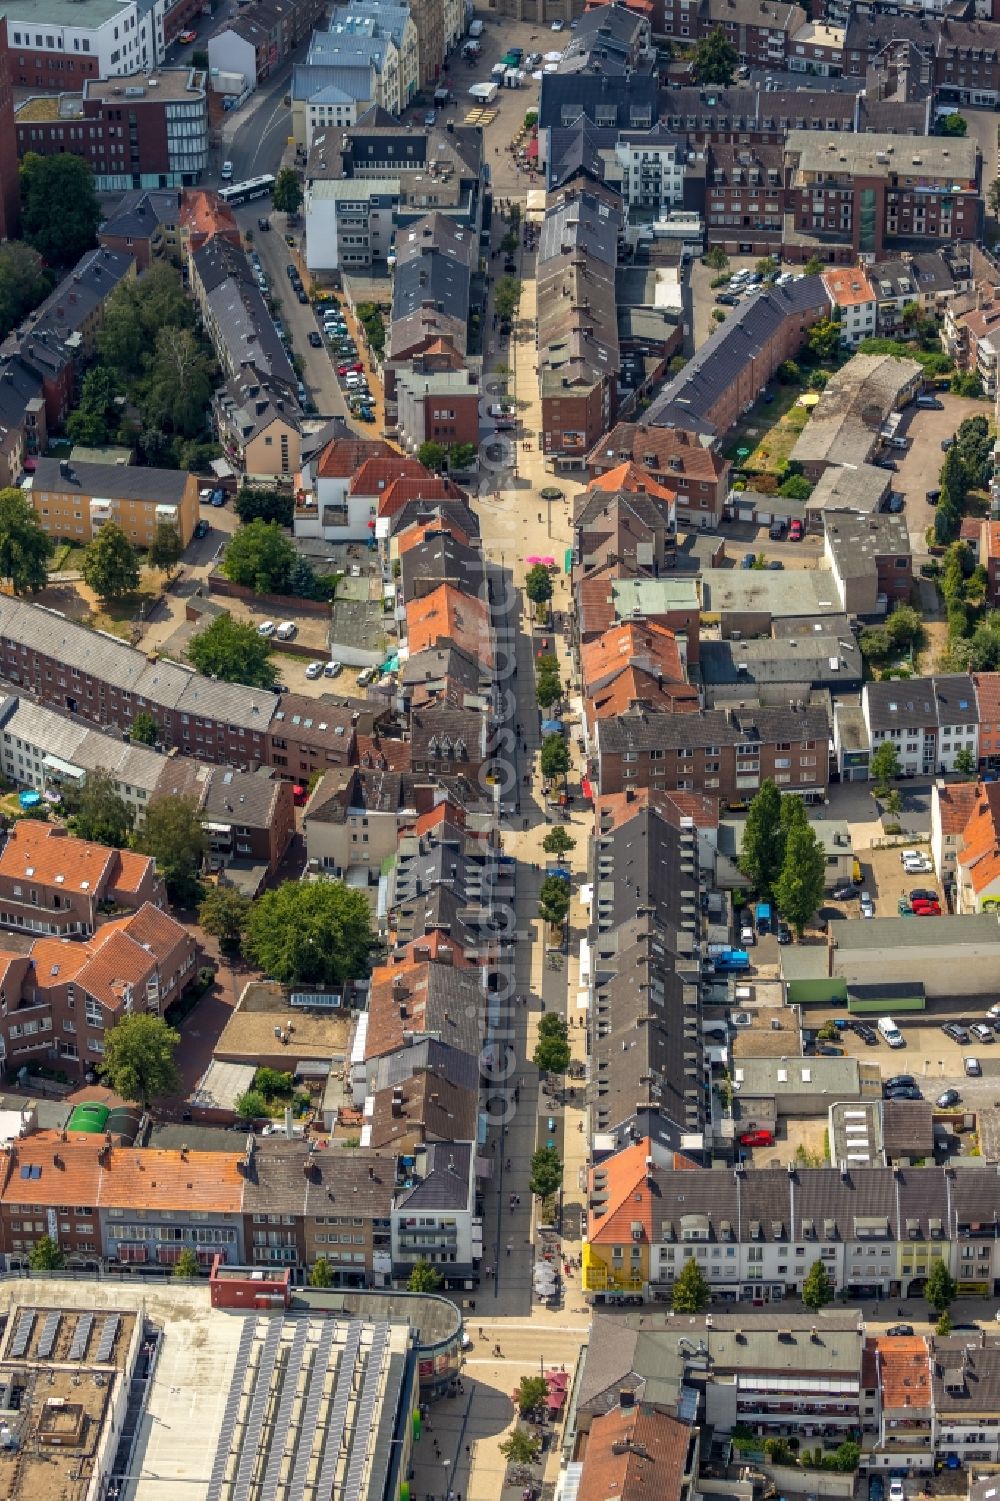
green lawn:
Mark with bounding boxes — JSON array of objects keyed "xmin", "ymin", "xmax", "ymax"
[{"xmin": 724, "ymin": 385, "xmax": 813, "ymax": 475}]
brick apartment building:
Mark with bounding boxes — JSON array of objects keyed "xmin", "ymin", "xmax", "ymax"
[
  {"xmin": 0, "ymin": 23, "xmax": 19, "ymax": 239},
  {"xmin": 592, "ymin": 703, "xmax": 831, "ymax": 800},
  {"xmin": 587, "ymin": 424, "xmax": 731, "ymax": 529},
  {"xmin": 656, "ymin": 0, "xmax": 804, "ymax": 64},
  {"xmin": 15, "ymin": 68, "xmax": 209, "ymax": 192},
  {"xmin": 783, "ymin": 131, "xmax": 982, "ymax": 263},
  {"xmin": 644, "ymin": 277, "xmax": 828, "ymax": 438},
  {"xmin": 0, "ymin": 900, "xmax": 195, "ymax": 1078},
  {"xmin": 705, "ymin": 142, "xmax": 785, "ymax": 257},
  {"xmin": 0, "ymin": 822, "xmax": 163, "ymax": 939}
]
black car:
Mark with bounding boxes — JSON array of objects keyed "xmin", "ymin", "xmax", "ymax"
[
  {"xmin": 194, "ymin": 519, "xmax": 209, "ymax": 540},
  {"xmin": 909, "ymin": 888, "xmax": 937, "ymax": 903},
  {"xmin": 942, "ymin": 1023, "xmax": 969, "ymax": 1044},
  {"xmin": 937, "ymin": 1088, "xmax": 961, "ymax": 1109},
  {"xmin": 285, "ymin": 263, "xmax": 297, "ymax": 278},
  {"xmin": 715, "ymin": 293, "xmax": 739, "ymax": 306},
  {"xmin": 886, "ymin": 1324, "xmax": 914, "ymax": 1337},
  {"xmin": 927, "ymin": 489, "xmax": 941, "ymax": 504},
  {"xmin": 308, "ymin": 331, "xmax": 323, "ymax": 348},
  {"xmin": 877, "ymin": 458, "xmax": 898, "ymax": 471},
  {"xmin": 297, "ymin": 289, "xmax": 309, "ymax": 304},
  {"xmin": 257, "ymin": 216, "xmax": 270, "ymax": 231},
  {"xmin": 776, "ymin": 922, "xmax": 791, "ymax": 945},
  {"xmin": 832, "ymin": 883, "xmax": 859, "ymax": 900},
  {"xmin": 886, "ymin": 1074, "xmax": 916, "ymax": 1091},
  {"xmin": 886, "ymin": 1085, "xmax": 922, "ymax": 1101},
  {"xmin": 859, "ymin": 1026, "xmax": 879, "ymax": 1046}
]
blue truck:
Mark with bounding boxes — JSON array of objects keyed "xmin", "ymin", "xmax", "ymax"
[
  {"xmin": 755, "ymin": 901, "xmax": 772, "ymax": 934},
  {"xmin": 711, "ymin": 948, "xmax": 750, "ymax": 974}
]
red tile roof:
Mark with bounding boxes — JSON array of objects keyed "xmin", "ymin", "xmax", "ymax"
[
  {"xmin": 578, "ymin": 1405, "xmax": 693, "ymax": 1501},
  {"xmin": 406, "ymin": 585, "xmax": 492, "ymax": 667},
  {"xmin": 587, "ymin": 461, "xmax": 677, "ymax": 503},
  {"xmin": 378, "ymin": 475, "xmax": 465, "ymax": 519},
  {"xmin": 316, "ymin": 437, "xmax": 394, "ymax": 478},
  {"xmin": 587, "ymin": 1138, "xmax": 653, "ymax": 1245},
  {"xmin": 350, "ymin": 456, "xmax": 428, "ymax": 496},
  {"xmin": 974, "ymin": 672, "xmax": 1000, "ymax": 727}
]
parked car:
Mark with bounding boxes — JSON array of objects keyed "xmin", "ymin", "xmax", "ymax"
[
  {"xmin": 941, "ymin": 437, "xmax": 955, "ymax": 452},
  {"xmin": 194, "ymin": 519, "xmax": 209, "ymax": 540},
  {"xmin": 966, "ymin": 1055, "xmax": 982, "ymax": 1076},
  {"xmin": 257, "ymin": 621, "xmax": 276, "ymax": 637},
  {"xmin": 886, "ymin": 1328, "xmax": 913, "ymax": 1341},
  {"xmin": 776, "ymin": 922, "xmax": 791, "ymax": 945},
  {"xmin": 304, "ymin": 661, "xmax": 325, "ymax": 680},
  {"xmin": 323, "ymin": 661, "xmax": 343, "ymax": 677},
  {"xmin": 716, "ymin": 293, "xmax": 739, "ymax": 306},
  {"xmin": 178, "ymin": 28, "xmax": 198, "ymax": 43},
  {"xmin": 986, "ymin": 1002, "xmax": 1000, "ymax": 1020},
  {"xmin": 886, "ymin": 1085, "xmax": 922, "ymax": 1100},
  {"xmin": 832, "ymin": 883, "xmax": 858, "ymax": 900},
  {"xmin": 886, "ymin": 1074, "xmax": 916, "ymax": 1091},
  {"xmin": 909, "ymin": 888, "xmax": 937, "ymax": 903},
  {"xmin": 972, "ymin": 1023, "xmax": 995, "ymax": 1043},
  {"xmin": 926, "ymin": 489, "xmax": 941, "ymax": 504},
  {"xmin": 210, "ymin": 488, "xmax": 226, "ymax": 507},
  {"xmin": 739, "ymin": 1129, "xmax": 775, "ymax": 1147},
  {"xmin": 937, "ymin": 1088, "xmax": 961, "ymax": 1109},
  {"xmin": 769, "ymin": 519, "xmax": 785, "ymax": 540},
  {"xmin": 308, "ymin": 331, "xmax": 323, "ymax": 348},
  {"xmin": 859, "ymin": 891, "xmax": 875, "ymax": 918},
  {"xmin": 942, "ymin": 1023, "xmax": 970, "ymax": 1044},
  {"xmin": 257, "ymin": 216, "xmax": 270, "ymax": 231},
  {"xmin": 740, "ymin": 552, "xmax": 756, "ymax": 569},
  {"xmin": 789, "ymin": 519, "xmax": 803, "ymax": 541}
]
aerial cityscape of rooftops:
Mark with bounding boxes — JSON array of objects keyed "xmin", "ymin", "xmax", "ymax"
[{"xmin": 13, "ymin": 0, "xmax": 1000, "ymax": 1497}]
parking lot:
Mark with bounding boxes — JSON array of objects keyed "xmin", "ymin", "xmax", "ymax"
[
  {"xmin": 858, "ymin": 842, "xmax": 944, "ymax": 918},
  {"xmin": 885, "ymin": 392, "xmax": 994, "ymax": 556}
]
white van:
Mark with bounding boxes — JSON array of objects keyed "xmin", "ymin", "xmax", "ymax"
[
  {"xmin": 878, "ymin": 1016, "xmax": 905, "ymax": 1048},
  {"xmin": 275, "ymin": 621, "xmax": 297, "ymax": 641}
]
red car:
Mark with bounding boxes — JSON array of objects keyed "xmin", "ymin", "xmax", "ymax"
[
  {"xmin": 338, "ymin": 363, "xmax": 363, "ymax": 376},
  {"xmin": 739, "ymin": 1129, "xmax": 775, "ymax": 1148},
  {"xmin": 912, "ymin": 901, "xmax": 941, "ymax": 916},
  {"xmin": 789, "ymin": 519, "xmax": 803, "ymax": 541},
  {"xmin": 177, "ymin": 28, "xmax": 197, "ymax": 42}
]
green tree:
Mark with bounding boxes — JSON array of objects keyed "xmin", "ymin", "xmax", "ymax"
[
  {"xmin": 776, "ymin": 359, "xmax": 801, "ymax": 385},
  {"xmin": 187, "ymin": 613, "xmax": 277, "ymax": 690},
  {"xmin": 417, "ymin": 440, "xmax": 447, "ymax": 472},
  {"xmin": 940, "ymin": 111, "xmax": 968, "ymax": 136},
  {"xmin": 538, "ymin": 874, "xmax": 571, "ymax": 928},
  {"xmin": 137, "ymin": 794, "xmax": 207, "ymax": 905},
  {"xmin": 309, "ymin": 1256, "xmax": 333, "ymax": 1287},
  {"xmin": 802, "ymin": 1257, "xmax": 835, "ymax": 1310},
  {"xmin": 0, "ymin": 487, "xmax": 54, "ymax": 593},
  {"xmin": 860, "ymin": 626, "xmax": 891, "ymax": 663},
  {"xmin": 671, "ymin": 1255, "xmax": 711, "ymax": 1313},
  {"xmin": 692, "ymin": 26, "xmax": 737, "ymax": 84},
  {"xmin": 885, "ymin": 605, "xmax": 925, "ymax": 654},
  {"xmin": 990, "ymin": 179, "xmax": 1000, "ymax": 218},
  {"xmin": 272, "ymin": 166, "xmax": 304, "ymax": 215},
  {"xmin": 756, "ymin": 255, "xmax": 779, "ymax": 279},
  {"xmin": 534, "ymin": 1013, "xmax": 571, "ymax": 1072},
  {"xmin": 449, "ymin": 442, "xmax": 477, "ymax": 470},
  {"xmin": 66, "ymin": 364, "xmax": 120, "ymax": 446},
  {"xmin": 222, "ymin": 519, "xmax": 296, "ymax": 594},
  {"xmin": 529, "ymin": 1145, "xmax": 563, "ymax": 1199},
  {"xmin": 829, "ymin": 1441, "xmax": 861, "ymax": 1473},
  {"xmin": 540, "ymin": 733, "xmax": 570, "ymax": 783},
  {"xmin": 536, "ymin": 672, "xmax": 562, "ymax": 711},
  {"xmin": 740, "ymin": 779, "xmax": 784, "ymax": 898},
  {"xmin": 66, "ymin": 768, "xmax": 134, "ymax": 848},
  {"xmin": 407, "ymin": 1258, "xmax": 443, "ymax": 1292},
  {"xmin": 870, "ymin": 739, "xmax": 902, "ymax": 789},
  {"xmin": 288, "ymin": 554, "xmax": 320, "ymax": 599},
  {"xmin": 778, "ymin": 473, "xmax": 812, "ymax": 499},
  {"xmin": 954, "ymin": 746, "xmax": 977, "ymax": 776},
  {"xmin": 235, "ymin": 1089, "xmax": 268, "ymax": 1120},
  {"xmin": 525, "ymin": 563, "xmax": 554, "ymax": 612},
  {"xmin": 705, "ymin": 246, "xmax": 729, "ymax": 272},
  {"xmin": 147, "ymin": 523, "xmax": 182, "ymax": 572},
  {"xmin": 807, "ymin": 317, "xmax": 842, "ymax": 362},
  {"xmin": 81, "ymin": 522, "xmax": 140, "ymax": 602},
  {"xmin": 936, "ymin": 1310, "xmax": 953, "ymax": 1336},
  {"xmin": 98, "ymin": 263, "xmax": 194, "ymax": 382},
  {"xmin": 494, "ymin": 276, "xmax": 523, "ymax": 322},
  {"xmin": 143, "ymin": 325, "xmax": 214, "ymax": 438},
  {"xmin": 499, "ymin": 1429, "xmax": 541, "ymax": 1466},
  {"xmin": 803, "ymin": 255, "xmax": 825, "ymax": 276},
  {"xmin": 515, "ymin": 1376, "xmax": 550, "ymax": 1415},
  {"xmin": 130, "ymin": 711, "xmax": 160, "ymax": 747},
  {"xmin": 234, "ymin": 488, "xmax": 294, "ymax": 527},
  {"xmin": 198, "ymin": 885, "xmax": 252, "ymax": 952},
  {"xmin": 0, "ymin": 241, "xmax": 51, "ymax": 342},
  {"xmin": 28, "ymin": 1235, "xmax": 65, "ymax": 1271},
  {"xmin": 174, "ymin": 1247, "xmax": 200, "ymax": 1278},
  {"xmin": 243, "ymin": 879, "xmax": 373, "ymax": 986},
  {"xmin": 926, "ymin": 1259, "xmax": 957, "ymax": 1314},
  {"xmin": 774, "ymin": 820, "xmax": 826, "ymax": 937},
  {"xmin": 542, "ymin": 826, "xmax": 576, "ymax": 858},
  {"xmin": 20, "ymin": 152, "xmax": 101, "ymax": 264},
  {"xmin": 98, "ymin": 1014, "xmax": 182, "ymax": 1108}
]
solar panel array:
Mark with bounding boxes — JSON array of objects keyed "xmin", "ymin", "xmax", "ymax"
[
  {"xmin": 229, "ymin": 1319, "xmax": 283, "ymax": 1501},
  {"xmin": 315, "ymin": 1324, "xmax": 362, "ymax": 1501},
  {"xmin": 256, "ymin": 1320, "xmax": 310, "ymax": 1501},
  {"xmin": 342, "ymin": 1325, "xmax": 389, "ymax": 1501},
  {"xmin": 37, "ymin": 1311, "xmax": 61, "ymax": 1359},
  {"xmin": 207, "ymin": 1318, "xmax": 257, "ymax": 1501},
  {"xmin": 287, "ymin": 1321, "xmax": 337, "ymax": 1501},
  {"xmin": 96, "ymin": 1314, "xmax": 120, "ymax": 1363},
  {"xmin": 69, "ymin": 1312, "xmax": 94, "ymax": 1362},
  {"xmin": 9, "ymin": 1310, "xmax": 35, "ymax": 1359}
]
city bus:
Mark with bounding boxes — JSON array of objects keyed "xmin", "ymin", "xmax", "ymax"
[{"xmin": 218, "ymin": 174, "xmax": 276, "ymax": 207}]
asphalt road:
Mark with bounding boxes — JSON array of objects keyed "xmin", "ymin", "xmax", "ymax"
[{"xmin": 236, "ymin": 207, "xmax": 350, "ymax": 420}]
